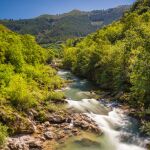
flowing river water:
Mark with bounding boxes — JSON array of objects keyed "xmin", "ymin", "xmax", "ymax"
[{"xmin": 57, "ymin": 70, "xmax": 149, "ymax": 150}]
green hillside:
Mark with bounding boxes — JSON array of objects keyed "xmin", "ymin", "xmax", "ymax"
[
  {"xmin": 0, "ymin": 6, "xmax": 129, "ymax": 44},
  {"xmin": 63, "ymin": 0, "xmax": 150, "ymax": 135},
  {"xmin": 0, "ymin": 25, "xmax": 64, "ymax": 145}
]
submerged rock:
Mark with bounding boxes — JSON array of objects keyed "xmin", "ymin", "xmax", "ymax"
[{"xmin": 74, "ymin": 138, "xmax": 101, "ymax": 147}]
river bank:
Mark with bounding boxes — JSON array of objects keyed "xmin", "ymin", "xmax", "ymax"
[
  {"xmin": 3, "ymin": 69, "xmax": 102, "ymax": 150},
  {"xmin": 5, "ymin": 111, "xmax": 102, "ymax": 150},
  {"xmin": 3, "ymin": 69, "xmax": 149, "ymax": 150},
  {"xmin": 57, "ymin": 70, "xmax": 149, "ymax": 150}
]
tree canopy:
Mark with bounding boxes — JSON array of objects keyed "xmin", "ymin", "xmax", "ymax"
[
  {"xmin": 62, "ymin": 0, "xmax": 150, "ymax": 134},
  {"xmin": 0, "ymin": 25, "xmax": 64, "ymax": 145}
]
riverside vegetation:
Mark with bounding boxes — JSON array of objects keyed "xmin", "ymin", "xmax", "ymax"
[
  {"xmin": 63, "ymin": 0, "xmax": 150, "ymax": 136},
  {"xmin": 0, "ymin": 24, "xmax": 65, "ymax": 147},
  {"xmin": 0, "ymin": 25, "xmax": 101, "ymax": 150}
]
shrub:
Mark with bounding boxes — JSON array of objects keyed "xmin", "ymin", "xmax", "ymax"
[
  {"xmin": 46, "ymin": 103, "xmax": 66, "ymax": 113},
  {"xmin": 0, "ymin": 64, "xmax": 14, "ymax": 88},
  {"xmin": 7, "ymin": 75, "xmax": 36, "ymax": 111},
  {"xmin": 23, "ymin": 64, "xmax": 63, "ymax": 90},
  {"xmin": 0, "ymin": 123, "xmax": 8, "ymax": 146},
  {"xmin": 140, "ymin": 121, "xmax": 150, "ymax": 136},
  {"xmin": 36, "ymin": 110, "xmax": 48, "ymax": 122},
  {"xmin": 46, "ymin": 91, "xmax": 65, "ymax": 102}
]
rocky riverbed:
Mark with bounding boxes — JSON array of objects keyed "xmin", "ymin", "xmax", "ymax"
[{"xmin": 4, "ymin": 110, "xmax": 102, "ymax": 150}]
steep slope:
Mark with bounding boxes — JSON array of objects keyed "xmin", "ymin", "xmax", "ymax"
[
  {"xmin": 63, "ymin": 0, "xmax": 150, "ymax": 135},
  {"xmin": 0, "ymin": 5, "xmax": 129, "ymax": 44},
  {"xmin": 0, "ymin": 24, "xmax": 65, "ymax": 146}
]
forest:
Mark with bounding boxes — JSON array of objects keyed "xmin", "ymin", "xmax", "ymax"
[
  {"xmin": 0, "ymin": 25, "xmax": 65, "ymax": 145},
  {"xmin": 63, "ymin": 0, "xmax": 150, "ymax": 135},
  {"xmin": 0, "ymin": 6, "xmax": 129, "ymax": 44}
]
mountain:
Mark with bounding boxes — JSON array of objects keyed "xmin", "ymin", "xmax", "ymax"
[{"xmin": 0, "ymin": 5, "xmax": 130, "ymax": 44}]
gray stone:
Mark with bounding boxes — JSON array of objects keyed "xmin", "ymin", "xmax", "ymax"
[
  {"xmin": 49, "ymin": 115, "xmax": 65, "ymax": 124},
  {"xmin": 44, "ymin": 131, "xmax": 54, "ymax": 140}
]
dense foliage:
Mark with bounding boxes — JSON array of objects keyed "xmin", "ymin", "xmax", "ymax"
[
  {"xmin": 42, "ymin": 43, "xmax": 64, "ymax": 59},
  {"xmin": 63, "ymin": 0, "xmax": 150, "ymax": 134},
  {"xmin": 0, "ymin": 6, "xmax": 129, "ymax": 44},
  {"xmin": 0, "ymin": 124, "xmax": 8, "ymax": 146},
  {"xmin": 0, "ymin": 25, "xmax": 64, "ymax": 145}
]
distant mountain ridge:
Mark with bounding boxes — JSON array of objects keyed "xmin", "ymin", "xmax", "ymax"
[{"xmin": 0, "ymin": 5, "xmax": 130, "ymax": 44}]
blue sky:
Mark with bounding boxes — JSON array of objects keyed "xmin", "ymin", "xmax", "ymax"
[{"xmin": 0, "ymin": 0, "xmax": 135, "ymax": 19}]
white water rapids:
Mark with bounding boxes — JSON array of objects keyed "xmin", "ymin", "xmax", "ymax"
[{"xmin": 58, "ymin": 70, "xmax": 149, "ymax": 150}]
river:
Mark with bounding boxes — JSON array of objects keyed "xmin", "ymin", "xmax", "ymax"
[{"xmin": 57, "ymin": 70, "xmax": 149, "ymax": 150}]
